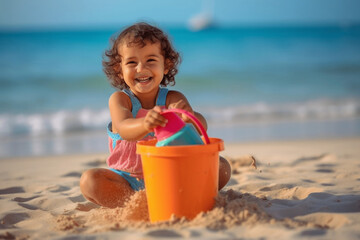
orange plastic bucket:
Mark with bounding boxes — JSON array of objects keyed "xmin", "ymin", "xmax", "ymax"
[{"xmin": 137, "ymin": 137, "xmax": 224, "ymax": 223}]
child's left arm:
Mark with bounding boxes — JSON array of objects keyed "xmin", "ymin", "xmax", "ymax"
[{"xmin": 166, "ymin": 90, "xmax": 208, "ymax": 131}]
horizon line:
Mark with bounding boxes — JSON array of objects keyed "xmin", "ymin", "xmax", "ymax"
[{"xmin": 1, "ymin": 21, "xmax": 360, "ymax": 33}]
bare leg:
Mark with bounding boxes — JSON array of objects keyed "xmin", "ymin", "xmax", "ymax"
[
  {"xmin": 218, "ymin": 156, "xmax": 231, "ymax": 190},
  {"xmin": 80, "ymin": 168, "xmax": 134, "ymax": 208}
]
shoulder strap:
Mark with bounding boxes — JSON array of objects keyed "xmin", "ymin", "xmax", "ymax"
[
  {"xmin": 123, "ymin": 89, "xmax": 141, "ymax": 118},
  {"xmin": 156, "ymin": 87, "xmax": 168, "ymax": 106},
  {"xmin": 123, "ymin": 87, "xmax": 168, "ymax": 116}
]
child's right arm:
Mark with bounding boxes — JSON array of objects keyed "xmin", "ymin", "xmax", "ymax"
[{"xmin": 109, "ymin": 92, "xmax": 167, "ymax": 141}]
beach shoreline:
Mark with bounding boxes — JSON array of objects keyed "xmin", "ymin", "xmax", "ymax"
[{"xmin": 1, "ymin": 137, "xmax": 360, "ymax": 239}]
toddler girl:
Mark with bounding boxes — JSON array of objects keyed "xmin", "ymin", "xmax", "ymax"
[{"xmin": 80, "ymin": 22, "xmax": 231, "ymax": 208}]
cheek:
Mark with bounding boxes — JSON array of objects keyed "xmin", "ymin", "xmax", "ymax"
[
  {"xmin": 151, "ymin": 64, "xmax": 165, "ymax": 74},
  {"xmin": 122, "ymin": 67, "xmax": 132, "ymax": 77}
]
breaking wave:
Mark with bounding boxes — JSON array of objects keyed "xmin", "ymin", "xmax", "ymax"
[{"xmin": 0, "ymin": 98, "xmax": 359, "ymax": 138}]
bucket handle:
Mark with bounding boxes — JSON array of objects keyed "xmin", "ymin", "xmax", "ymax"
[{"xmin": 161, "ymin": 109, "xmax": 210, "ymax": 144}]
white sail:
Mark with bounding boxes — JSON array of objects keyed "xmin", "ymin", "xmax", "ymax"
[{"xmin": 188, "ymin": 0, "xmax": 214, "ymax": 31}]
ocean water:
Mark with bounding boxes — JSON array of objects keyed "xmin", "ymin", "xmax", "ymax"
[{"xmin": 1, "ymin": 25, "xmax": 360, "ymax": 158}]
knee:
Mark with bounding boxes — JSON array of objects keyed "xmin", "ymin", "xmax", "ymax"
[
  {"xmin": 80, "ymin": 168, "xmax": 102, "ymax": 194},
  {"xmin": 218, "ymin": 156, "xmax": 231, "ymax": 190}
]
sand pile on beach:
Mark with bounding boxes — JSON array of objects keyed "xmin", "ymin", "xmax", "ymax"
[
  {"xmin": 54, "ymin": 188, "xmax": 275, "ymax": 233},
  {"xmin": 52, "ymin": 156, "xmax": 327, "ymax": 234},
  {"xmin": 1, "ymin": 138, "xmax": 360, "ymax": 239}
]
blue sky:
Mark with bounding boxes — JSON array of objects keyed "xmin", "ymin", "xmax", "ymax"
[{"xmin": 0, "ymin": 0, "xmax": 360, "ymax": 30}]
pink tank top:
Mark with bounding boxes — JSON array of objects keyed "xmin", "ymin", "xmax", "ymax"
[{"xmin": 106, "ymin": 88, "xmax": 168, "ymax": 178}]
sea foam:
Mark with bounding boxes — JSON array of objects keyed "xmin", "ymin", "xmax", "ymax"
[
  {"xmin": 0, "ymin": 98, "xmax": 359, "ymax": 138},
  {"xmin": 0, "ymin": 108, "xmax": 109, "ymax": 137}
]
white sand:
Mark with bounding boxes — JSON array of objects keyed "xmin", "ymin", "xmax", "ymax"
[{"xmin": 1, "ymin": 137, "xmax": 360, "ymax": 239}]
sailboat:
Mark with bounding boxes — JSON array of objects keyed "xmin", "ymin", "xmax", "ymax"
[{"xmin": 188, "ymin": 0, "xmax": 215, "ymax": 31}]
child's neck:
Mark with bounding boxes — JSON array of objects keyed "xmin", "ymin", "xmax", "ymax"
[{"xmin": 132, "ymin": 87, "xmax": 160, "ymax": 109}]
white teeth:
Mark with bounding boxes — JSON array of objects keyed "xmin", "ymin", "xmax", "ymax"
[{"xmin": 136, "ymin": 77, "xmax": 151, "ymax": 82}]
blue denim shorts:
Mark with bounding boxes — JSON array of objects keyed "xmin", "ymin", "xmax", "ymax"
[{"xmin": 109, "ymin": 168, "xmax": 145, "ymax": 191}]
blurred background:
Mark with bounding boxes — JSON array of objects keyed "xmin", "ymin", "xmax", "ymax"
[{"xmin": 0, "ymin": 0, "xmax": 360, "ymax": 158}]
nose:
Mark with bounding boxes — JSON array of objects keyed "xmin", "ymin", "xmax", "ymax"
[{"xmin": 136, "ymin": 62, "xmax": 145, "ymax": 73}]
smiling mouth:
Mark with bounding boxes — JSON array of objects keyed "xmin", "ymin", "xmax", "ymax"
[{"xmin": 135, "ymin": 77, "xmax": 152, "ymax": 83}]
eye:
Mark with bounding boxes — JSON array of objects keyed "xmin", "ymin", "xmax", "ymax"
[
  {"xmin": 126, "ymin": 61, "xmax": 136, "ymax": 65},
  {"xmin": 147, "ymin": 58, "xmax": 156, "ymax": 62}
]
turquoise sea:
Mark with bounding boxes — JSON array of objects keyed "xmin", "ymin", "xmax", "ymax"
[{"xmin": 1, "ymin": 25, "xmax": 360, "ymax": 158}]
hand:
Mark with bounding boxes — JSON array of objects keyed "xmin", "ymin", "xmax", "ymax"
[
  {"xmin": 142, "ymin": 106, "xmax": 168, "ymax": 132},
  {"xmin": 168, "ymin": 99, "xmax": 194, "ymax": 122}
]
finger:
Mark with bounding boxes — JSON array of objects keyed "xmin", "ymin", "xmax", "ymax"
[
  {"xmin": 169, "ymin": 100, "xmax": 185, "ymax": 109},
  {"xmin": 153, "ymin": 105, "xmax": 163, "ymax": 113},
  {"xmin": 152, "ymin": 111, "xmax": 167, "ymax": 122},
  {"xmin": 144, "ymin": 120, "xmax": 165, "ymax": 131},
  {"xmin": 148, "ymin": 113, "xmax": 167, "ymax": 127},
  {"xmin": 147, "ymin": 119, "xmax": 166, "ymax": 129},
  {"xmin": 181, "ymin": 113, "xmax": 192, "ymax": 123}
]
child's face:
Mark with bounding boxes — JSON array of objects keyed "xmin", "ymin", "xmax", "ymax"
[{"xmin": 118, "ymin": 41, "xmax": 168, "ymax": 95}]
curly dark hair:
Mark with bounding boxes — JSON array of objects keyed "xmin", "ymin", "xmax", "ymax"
[{"xmin": 102, "ymin": 22, "xmax": 181, "ymax": 90}]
